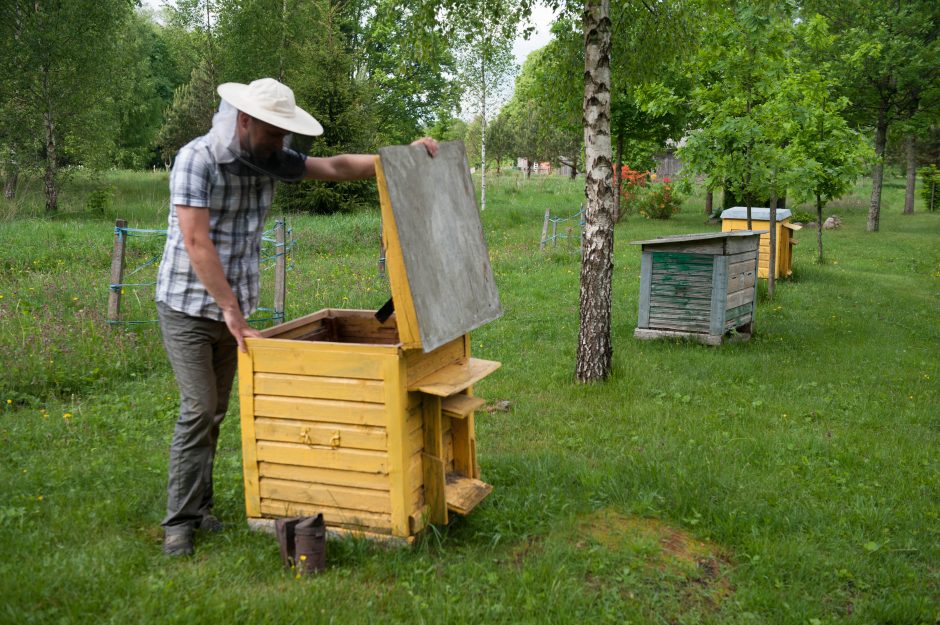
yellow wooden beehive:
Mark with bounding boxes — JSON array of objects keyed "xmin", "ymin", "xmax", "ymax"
[
  {"xmin": 720, "ymin": 207, "xmax": 801, "ymax": 279},
  {"xmin": 238, "ymin": 142, "xmax": 502, "ymax": 542}
]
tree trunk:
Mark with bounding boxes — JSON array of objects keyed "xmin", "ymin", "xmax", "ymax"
[
  {"xmin": 613, "ymin": 131, "xmax": 623, "ymax": 222},
  {"xmin": 480, "ymin": 52, "xmax": 487, "ymax": 211},
  {"xmin": 816, "ymin": 192, "xmax": 824, "ymax": 263},
  {"xmin": 768, "ymin": 193, "xmax": 777, "ymax": 299},
  {"xmin": 745, "ymin": 193, "xmax": 752, "ymax": 231},
  {"xmin": 575, "ymin": 0, "xmax": 613, "ymax": 383},
  {"xmin": 705, "ymin": 187, "xmax": 713, "ymax": 216},
  {"xmin": 278, "ymin": 0, "xmax": 288, "ymax": 81},
  {"xmin": 868, "ymin": 101, "xmax": 889, "ymax": 232},
  {"xmin": 43, "ymin": 108, "xmax": 58, "ymax": 215},
  {"xmin": 3, "ymin": 168, "xmax": 17, "ymax": 200},
  {"xmin": 903, "ymin": 134, "xmax": 915, "ymax": 215}
]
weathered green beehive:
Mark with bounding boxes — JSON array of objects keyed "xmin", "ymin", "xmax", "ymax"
[{"xmin": 632, "ymin": 231, "xmax": 763, "ymax": 345}]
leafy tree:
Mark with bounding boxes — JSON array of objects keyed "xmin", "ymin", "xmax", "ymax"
[
  {"xmin": 276, "ymin": 0, "xmax": 378, "ymax": 213},
  {"xmin": 784, "ymin": 15, "xmax": 870, "ymax": 262},
  {"xmin": 112, "ymin": 10, "xmax": 188, "ymax": 169},
  {"xmin": 361, "ymin": 1, "xmax": 461, "ymax": 145},
  {"xmin": 452, "ymin": 0, "xmax": 518, "ymax": 209},
  {"xmin": 485, "ymin": 111, "xmax": 514, "ymax": 173},
  {"xmin": 425, "ymin": 110, "xmax": 469, "ymax": 144},
  {"xmin": 804, "ymin": 0, "xmax": 940, "ymax": 231},
  {"xmin": 508, "ymin": 28, "xmax": 583, "ymax": 178},
  {"xmin": 155, "ymin": 57, "xmax": 219, "ymax": 164},
  {"xmin": 678, "ymin": 3, "xmax": 793, "ymax": 234},
  {"xmin": 501, "ymin": 48, "xmax": 565, "ymax": 177},
  {"xmin": 608, "ymin": 0, "xmax": 697, "ymax": 218},
  {"xmin": 673, "ymin": 3, "xmax": 799, "ymax": 296},
  {"xmin": 0, "ymin": 0, "xmax": 135, "ymax": 212}
]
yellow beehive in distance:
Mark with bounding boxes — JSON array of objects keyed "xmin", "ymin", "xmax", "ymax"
[{"xmin": 720, "ymin": 207, "xmax": 801, "ymax": 279}]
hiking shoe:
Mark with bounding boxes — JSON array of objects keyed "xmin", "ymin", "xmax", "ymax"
[
  {"xmin": 163, "ymin": 529, "xmax": 194, "ymax": 556},
  {"xmin": 198, "ymin": 513, "xmax": 224, "ymax": 533}
]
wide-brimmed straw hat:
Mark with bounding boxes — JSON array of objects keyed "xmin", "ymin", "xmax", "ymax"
[{"xmin": 217, "ymin": 78, "xmax": 323, "ymax": 136}]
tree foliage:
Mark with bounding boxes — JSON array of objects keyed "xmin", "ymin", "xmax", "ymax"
[
  {"xmin": 677, "ymin": 3, "xmax": 794, "ymax": 220},
  {"xmin": 782, "ymin": 14, "xmax": 870, "ymax": 261},
  {"xmin": 802, "ymin": 0, "xmax": 940, "ymax": 230},
  {"xmin": 0, "ymin": 0, "xmax": 135, "ymax": 211}
]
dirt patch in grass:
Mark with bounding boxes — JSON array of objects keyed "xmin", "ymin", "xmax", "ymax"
[{"xmin": 580, "ymin": 509, "xmax": 734, "ymax": 615}]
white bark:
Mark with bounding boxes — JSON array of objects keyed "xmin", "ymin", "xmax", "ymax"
[{"xmin": 575, "ymin": 0, "xmax": 614, "ymax": 383}]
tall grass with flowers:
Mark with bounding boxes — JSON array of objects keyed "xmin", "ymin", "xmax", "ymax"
[{"xmin": 0, "ymin": 166, "xmax": 938, "ymax": 625}]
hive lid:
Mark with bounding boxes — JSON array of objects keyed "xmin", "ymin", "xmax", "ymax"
[
  {"xmin": 720, "ymin": 206, "xmax": 792, "ymax": 221},
  {"xmin": 630, "ymin": 230, "xmax": 766, "ymax": 246},
  {"xmin": 376, "ymin": 141, "xmax": 502, "ymax": 353}
]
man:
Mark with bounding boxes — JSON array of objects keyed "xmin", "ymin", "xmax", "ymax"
[{"xmin": 156, "ymin": 78, "xmax": 437, "ymax": 556}]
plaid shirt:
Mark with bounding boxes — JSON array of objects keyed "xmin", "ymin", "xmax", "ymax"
[{"xmin": 156, "ymin": 135, "xmax": 275, "ymax": 321}]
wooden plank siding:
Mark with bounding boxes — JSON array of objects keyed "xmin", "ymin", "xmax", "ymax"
[
  {"xmin": 253, "ymin": 396, "xmax": 388, "ymax": 427},
  {"xmin": 241, "ymin": 307, "xmax": 494, "ymax": 540},
  {"xmin": 254, "ymin": 372, "xmax": 385, "ymax": 404},
  {"xmin": 261, "ymin": 499, "xmax": 392, "ymax": 533},
  {"xmin": 723, "ymin": 219, "xmax": 795, "ymax": 278},
  {"xmin": 633, "ymin": 232, "xmax": 761, "ymax": 345},
  {"xmin": 647, "ymin": 252, "xmax": 713, "ymax": 332},
  {"xmin": 253, "ymin": 418, "xmax": 388, "ymax": 451},
  {"xmin": 260, "ymin": 478, "xmax": 392, "ymax": 514},
  {"xmin": 404, "ymin": 337, "xmax": 467, "ymax": 387}
]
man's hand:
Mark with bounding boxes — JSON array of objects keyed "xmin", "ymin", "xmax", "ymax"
[
  {"xmin": 410, "ymin": 136, "xmax": 439, "ymax": 157},
  {"xmin": 222, "ymin": 307, "xmax": 263, "ymax": 353}
]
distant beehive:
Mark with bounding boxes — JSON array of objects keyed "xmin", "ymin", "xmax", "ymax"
[
  {"xmin": 720, "ymin": 207, "xmax": 801, "ymax": 279},
  {"xmin": 632, "ymin": 231, "xmax": 763, "ymax": 345}
]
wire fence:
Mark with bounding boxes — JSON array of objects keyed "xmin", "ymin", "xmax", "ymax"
[
  {"xmin": 106, "ymin": 220, "xmax": 293, "ymax": 327},
  {"xmin": 539, "ymin": 204, "xmax": 585, "ymax": 251}
]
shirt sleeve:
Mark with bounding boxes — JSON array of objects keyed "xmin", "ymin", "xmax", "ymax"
[{"xmin": 169, "ymin": 144, "xmax": 213, "ymax": 208}]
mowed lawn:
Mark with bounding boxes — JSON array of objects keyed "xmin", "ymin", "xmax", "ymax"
[{"xmin": 0, "ymin": 170, "xmax": 937, "ymax": 625}]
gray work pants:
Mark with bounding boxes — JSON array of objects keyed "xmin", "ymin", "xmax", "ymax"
[{"xmin": 157, "ymin": 302, "xmax": 238, "ymax": 531}]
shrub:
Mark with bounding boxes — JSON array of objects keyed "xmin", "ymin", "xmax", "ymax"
[
  {"xmin": 919, "ymin": 164, "xmax": 939, "ymax": 212},
  {"xmin": 618, "ymin": 165, "xmax": 648, "ymax": 216},
  {"xmin": 85, "ymin": 184, "xmax": 115, "ymax": 215},
  {"xmin": 790, "ymin": 210, "xmax": 816, "ymax": 223},
  {"xmin": 636, "ymin": 178, "xmax": 682, "ymax": 219}
]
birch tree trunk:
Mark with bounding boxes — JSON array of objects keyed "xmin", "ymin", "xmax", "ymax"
[
  {"xmin": 575, "ymin": 0, "xmax": 614, "ymax": 383},
  {"xmin": 903, "ymin": 134, "xmax": 915, "ymax": 215},
  {"xmin": 2, "ymin": 164, "xmax": 17, "ymax": 200},
  {"xmin": 868, "ymin": 102, "xmax": 889, "ymax": 232},
  {"xmin": 480, "ymin": 52, "xmax": 487, "ymax": 211},
  {"xmin": 42, "ymin": 65, "xmax": 58, "ymax": 215}
]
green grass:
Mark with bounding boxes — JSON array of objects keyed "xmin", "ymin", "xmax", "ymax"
[{"xmin": 1, "ymin": 169, "xmax": 937, "ymax": 624}]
